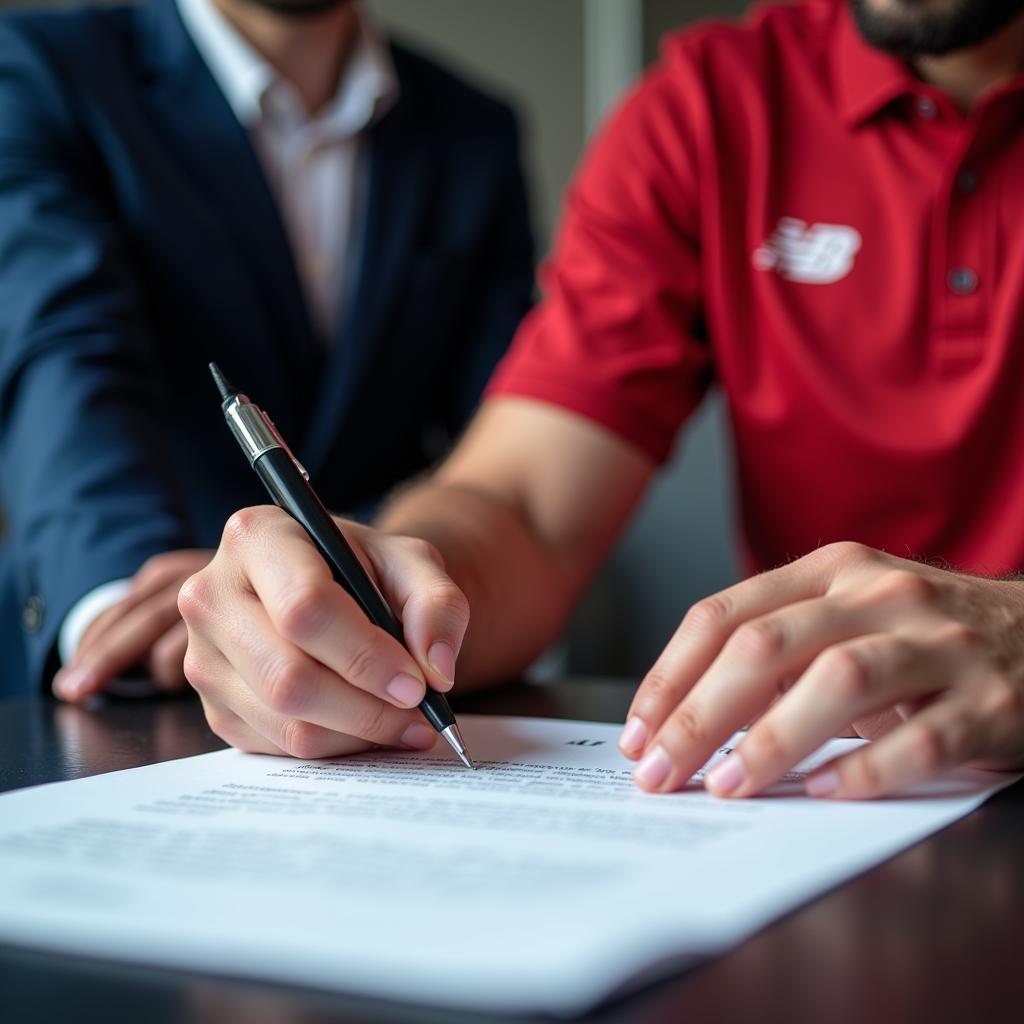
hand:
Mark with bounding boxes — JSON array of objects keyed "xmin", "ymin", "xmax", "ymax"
[
  {"xmin": 177, "ymin": 506, "xmax": 470, "ymax": 758},
  {"xmin": 53, "ymin": 549, "xmax": 215, "ymax": 702},
  {"xmin": 619, "ymin": 542, "xmax": 1024, "ymax": 799}
]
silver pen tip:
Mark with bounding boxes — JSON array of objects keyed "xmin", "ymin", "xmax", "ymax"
[{"xmin": 441, "ymin": 724, "xmax": 476, "ymax": 770}]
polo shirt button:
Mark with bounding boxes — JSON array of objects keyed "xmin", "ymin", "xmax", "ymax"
[
  {"xmin": 947, "ymin": 266, "xmax": 978, "ymax": 295},
  {"xmin": 22, "ymin": 593, "xmax": 44, "ymax": 633},
  {"xmin": 917, "ymin": 95, "xmax": 938, "ymax": 119},
  {"xmin": 956, "ymin": 170, "xmax": 977, "ymax": 192}
]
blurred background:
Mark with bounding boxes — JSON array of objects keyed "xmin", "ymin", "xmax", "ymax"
[
  {"xmin": 352, "ymin": 1, "xmax": 750, "ymax": 678},
  {"xmin": 0, "ymin": 0, "xmax": 754, "ymax": 677}
]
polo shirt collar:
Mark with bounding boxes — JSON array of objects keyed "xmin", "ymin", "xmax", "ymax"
[
  {"xmin": 834, "ymin": 1, "xmax": 920, "ymax": 127},
  {"xmin": 175, "ymin": 0, "xmax": 398, "ymax": 133}
]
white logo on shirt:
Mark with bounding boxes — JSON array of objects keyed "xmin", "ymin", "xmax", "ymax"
[{"xmin": 752, "ymin": 218, "xmax": 862, "ymax": 284}]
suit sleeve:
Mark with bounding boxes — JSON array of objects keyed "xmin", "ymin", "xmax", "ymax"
[
  {"xmin": 0, "ymin": 25, "xmax": 194, "ymax": 689},
  {"xmin": 441, "ymin": 106, "xmax": 536, "ymax": 434}
]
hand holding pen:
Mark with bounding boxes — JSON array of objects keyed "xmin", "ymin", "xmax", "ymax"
[{"xmin": 176, "ymin": 365, "xmax": 474, "ymax": 766}]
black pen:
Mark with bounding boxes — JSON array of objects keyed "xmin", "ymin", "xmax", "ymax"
[{"xmin": 209, "ymin": 363, "xmax": 475, "ymax": 769}]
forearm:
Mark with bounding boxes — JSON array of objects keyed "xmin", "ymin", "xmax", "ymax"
[{"xmin": 376, "ymin": 479, "xmax": 578, "ymax": 688}]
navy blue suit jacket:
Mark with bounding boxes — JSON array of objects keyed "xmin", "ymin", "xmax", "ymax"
[{"xmin": 0, "ymin": 0, "xmax": 534, "ymax": 696}]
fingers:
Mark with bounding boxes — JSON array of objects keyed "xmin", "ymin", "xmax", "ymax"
[
  {"xmin": 360, "ymin": 531, "xmax": 470, "ymax": 693},
  {"xmin": 804, "ymin": 670, "xmax": 1022, "ymax": 798},
  {"xmin": 629, "ymin": 589, "xmax": 897, "ymax": 792},
  {"xmin": 181, "ymin": 572, "xmax": 436, "ymax": 754},
  {"xmin": 621, "ymin": 544, "xmax": 869, "ymax": 761},
  {"xmin": 53, "ymin": 550, "xmax": 213, "ymax": 702},
  {"xmin": 198, "ymin": 694, "xmax": 287, "ymax": 756},
  {"xmin": 231, "ymin": 514, "xmax": 432, "ymax": 711},
  {"xmin": 805, "ymin": 698, "xmax": 987, "ymax": 799},
  {"xmin": 198, "ymin": 688, "xmax": 376, "ymax": 761},
  {"xmin": 705, "ymin": 631, "xmax": 964, "ymax": 798},
  {"xmin": 180, "ymin": 506, "xmax": 468, "ymax": 758},
  {"xmin": 620, "ymin": 546, "xmax": 1023, "ymax": 799},
  {"xmin": 54, "ymin": 585, "xmax": 184, "ymax": 701},
  {"xmin": 148, "ymin": 620, "xmax": 189, "ymax": 692}
]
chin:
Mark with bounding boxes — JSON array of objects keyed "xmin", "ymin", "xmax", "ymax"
[{"xmin": 849, "ymin": 0, "xmax": 1024, "ymax": 57}]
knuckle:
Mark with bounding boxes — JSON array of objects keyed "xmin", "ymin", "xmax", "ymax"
[
  {"xmin": 203, "ymin": 706, "xmax": 239, "ymax": 747},
  {"xmin": 909, "ymin": 721, "xmax": 946, "ymax": 772},
  {"xmin": 729, "ymin": 617, "xmax": 786, "ymax": 663},
  {"xmin": 666, "ymin": 703, "xmax": 707, "ymax": 747},
  {"xmin": 261, "ymin": 657, "xmax": 309, "ymax": 716},
  {"xmin": 816, "ymin": 540, "xmax": 873, "ymax": 570},
  {"xmin": 984, "ymin": 677, "xmax": 1023, "ymax": 720},
  {"xmin": 818, "ymin": 645, "xmax": 872, "ymax": 703},
  {"xmin": 338, "ymin": 634, "xmax": 388, "ymax": 687},
  {"xmin": 177, "ymin": 573, "xmax": 211, "ymax": 622},
  {"xmin": 682, "ymin": 595, "xmax": 731, "ymax": 637},
  {"xmin": 181, "ymin": 648, "xmax": 209, "ymax": 691},
  {"xmin": 637, "ymin": 666, "xmax": 679, "ymax": 710},
  {"xmin": 844, "ymin": 752, "xmax": 883, "ymax": 796},
  {"xmin": 137, "ymin": 553, "xmax": 164, "ymax": 580},
  {"xmin": 222, "ymin": 506, "xmax": 272, "ymax": 548},
  {"xmin": 935, "ymin": 622, "xmax": 983, "ymax": 655},
  {"xmin": 399, "ymin": 535, "xmax": 443, "ymax": 566},
  {"xmin": 744, "ymin": 719, "xmax": 787, "ymax": 768},
  {"xmin": 871, "ymin": 568, "xmax": 935, "ymax": 606},
  {"xmin": 349, "ymin": 699, "xmax": 392, "ymax": 743},
  {"xmin": 275, "ymin": 581, "xmax": 331, "ymax": 644},
  {"xmin": 425, "ymin": 580, "xmax": 470, "ymax": 627},
  {"xmin": 281, "ymin": 719, "xmax": 326, "ymax": 760}
]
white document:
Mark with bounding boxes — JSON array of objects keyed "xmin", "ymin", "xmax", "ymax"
[{"xmin": 0, "ymin": 715, "xmax": 1015, "ymax": 1014}]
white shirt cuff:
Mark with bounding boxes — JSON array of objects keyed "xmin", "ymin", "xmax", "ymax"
[{"xmin": 58, "ymin": 579, "xmax": 133, "ymax": 665}]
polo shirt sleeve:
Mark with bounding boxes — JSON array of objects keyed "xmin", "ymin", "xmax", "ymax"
[{"xmin": 486, "ymin": 48, "xmax": 711, "ymax": 466}]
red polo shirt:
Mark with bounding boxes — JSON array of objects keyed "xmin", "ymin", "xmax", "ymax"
[{"xmin": 487, "ymin": 0, "xmax": 1024, "ymax": 575}]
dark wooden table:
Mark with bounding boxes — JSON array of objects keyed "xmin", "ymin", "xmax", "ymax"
[{"xmin": 1, "ymin": 680, "xmax": 1022, "ymax": 1024}]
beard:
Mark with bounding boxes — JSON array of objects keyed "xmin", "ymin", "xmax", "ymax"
[
  {"xmin": 849, "ymin": 0, "xmax": 1024, "ymax": 56},
  {"xmin": 234, "ymin": 0, "xmax": 354, "ymax": 17}
]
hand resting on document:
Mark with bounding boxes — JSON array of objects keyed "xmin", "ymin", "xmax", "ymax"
[{"xmin": 620, "ymin": 543, "xmax": 1024, "ymax": 799}]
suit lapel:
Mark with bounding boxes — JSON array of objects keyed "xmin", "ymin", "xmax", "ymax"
[
  {"xmin": 302, "ymin": 65, "xmax": 434, "ymax": 474},
  {"xmin": 134, "ymin": 0, "xmax": 320, "ymax": 422}
]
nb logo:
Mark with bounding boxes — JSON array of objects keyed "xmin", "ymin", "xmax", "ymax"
[{"xmin": 752, "ymin": 217, "xmax": 862, "ymax": 284}]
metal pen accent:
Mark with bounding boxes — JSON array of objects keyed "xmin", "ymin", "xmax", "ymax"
[{"xmin": 210, "ymin": 363, "xmax": 474, "ymax": 769}]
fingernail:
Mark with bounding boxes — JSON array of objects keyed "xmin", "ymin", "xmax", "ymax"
[
  {"xmin": 427, "ymin": 642, "xmax": 456, "ymax": 690},
  {"xmin": 619, "ymin": 716, "xmax": 648, "ymax": 755},
  {"xmin": 706, "ymin": 753, "xmax": 747, "ymax": 797},
  {"xmin": 806, "ymin": 770, "xmax": 839, "ymax": 798},
  {"xmin": 52, "ymin": 667, "xmax": 94, "ymax": 701},
  {"xmin": 386, "ymin": 673, "xmax": 426, "ymax": 708},
  {"xmin": 633, "ymin": 745, "xmax": 671, "ymax": 789},
  {"xmin": 399, "ymin": 722, "xmax": 436, "ymax": 750}
]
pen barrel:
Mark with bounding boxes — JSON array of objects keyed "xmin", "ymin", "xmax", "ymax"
[{"xmin": 254, "ymin": 448, "xmax": 405, "ymax": 646}]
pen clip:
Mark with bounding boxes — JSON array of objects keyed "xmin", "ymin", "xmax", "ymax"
[{"xmin": 260, "ymin": 411, "xmax": 310, "ymax": 481}]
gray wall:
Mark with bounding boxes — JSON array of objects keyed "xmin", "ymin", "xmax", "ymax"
[{"xmin": 370, "ymin": 0, "xmax": 584, "ymax": 253}]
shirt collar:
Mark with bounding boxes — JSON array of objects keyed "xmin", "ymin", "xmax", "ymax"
[
  {"xmin": 175, "ymin": 0, "xmax": 398, "ymax": 134},
  {"xmin": 834, "ymin": 1, "xmax": 920, "ymax": 128}
]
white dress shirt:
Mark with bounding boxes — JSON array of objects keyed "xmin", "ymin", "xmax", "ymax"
[
  {"xmin": 177, "ymin": 0, "xmax": 398, "ymax": 339},
  {"xmin": 58, "ymin": 0, "xmax": 399, "ymax": 664}
]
